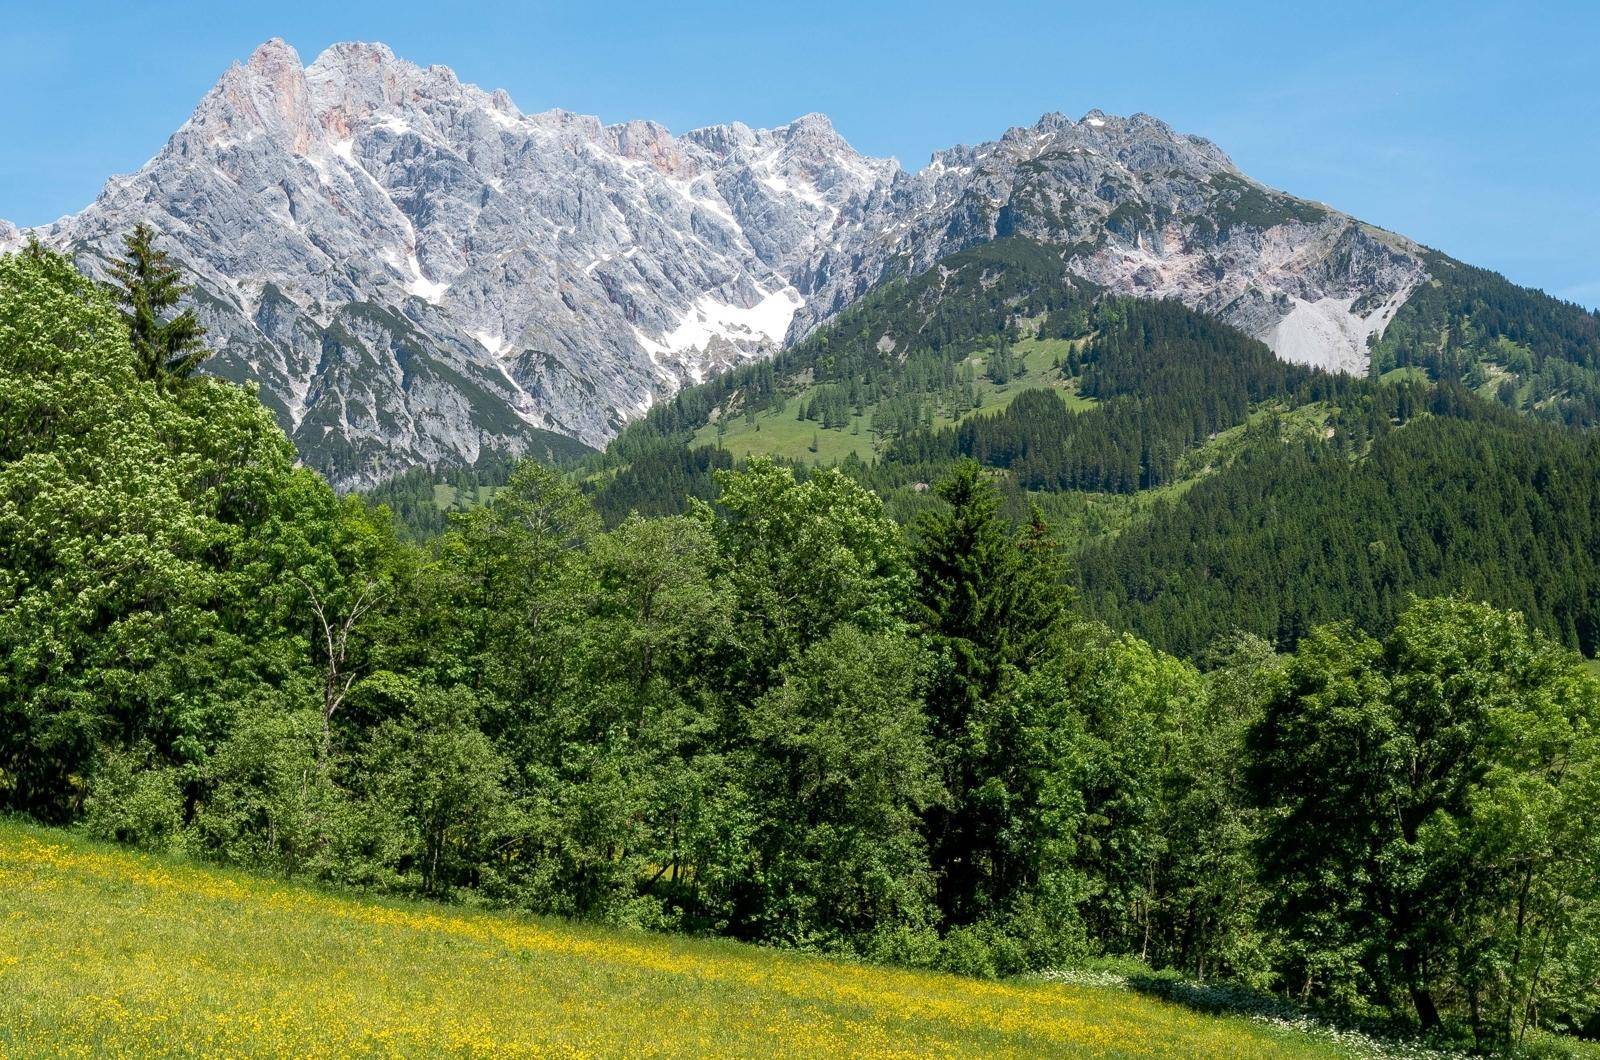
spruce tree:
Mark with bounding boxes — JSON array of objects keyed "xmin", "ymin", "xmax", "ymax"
[
  {"xmin": 913, "ymin": 461, "xmax": 1070, "ymax": 923},
  {"xmin": 107, "ymin": 223, "xmax": 210, "ymax": 385}
]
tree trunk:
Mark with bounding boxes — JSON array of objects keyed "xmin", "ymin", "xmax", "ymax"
[
  {"xmin": 1408, "ymin": 981, "xmax": 1441, "ymax": 1032},
  {"xmin": 1468, "ymin": 984, "xmax": 1485, "ymax": 1052}
]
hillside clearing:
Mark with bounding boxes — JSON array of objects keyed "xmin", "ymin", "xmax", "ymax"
[{"xmin": 689, "ymin": 336, "xmax": 1096, "ymax": 466}]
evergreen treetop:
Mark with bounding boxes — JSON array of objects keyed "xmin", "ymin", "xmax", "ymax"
[{"xmin": 107, "ymin": 222, "xmax": 210, "ymax": 385}]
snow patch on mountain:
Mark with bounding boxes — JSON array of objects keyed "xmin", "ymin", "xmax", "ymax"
[
  {"xmin": 472, "ymin": 330, "xmax": 513, "ymax": 358},
  {"xmin": 659, "ymin": 288, "xmax": 804, "ymax": 355},
  {"xmin": 402, "ymin": 252, "xmax": 448, "ymax": 304}
]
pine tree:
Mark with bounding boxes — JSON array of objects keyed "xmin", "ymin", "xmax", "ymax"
[
  {"xmin": 913, "ymin": 462, "xmax": 1072, "ymax": 923},
  {"xmin": 1015, "ymin": 501, "xmax": 1073, "ymax": 663},
  {"xmin": 107, "ymin": 224, "xmax": 210, "ymax": 385},
  {"xmin": 986, "ymin": 333, "xmax": 1014, "ymax": 384}
]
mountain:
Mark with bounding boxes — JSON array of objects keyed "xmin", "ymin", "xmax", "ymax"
[
  {"xmin": 575, "ymin": 232, "xmax": 1600, "ymax": 659},
  {"xmin": 791, "ymin": 109, "xmax": 1425, "ymax": 377},
  {"xmin": 4, "ymin": 40, "xmax": 897, "ymax": 486},
  {"xmin": 11, "ymin": 37, "xmax": 1588, "ymax": 486}
]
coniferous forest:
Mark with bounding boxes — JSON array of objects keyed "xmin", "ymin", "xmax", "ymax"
[
  {"xmin": 5, "ymin": 235, "xmax": 1600, "ymax": 1055},
  {"xmin": 575, "ymin": 238, "xmax": 1600, "ymax": 663}
]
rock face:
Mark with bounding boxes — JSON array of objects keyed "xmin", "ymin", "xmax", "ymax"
[
  {"xmin": 7, "ymin": 40, "xmax": 893, "ymax": 485},
  {"xmin": 5, "ymin": 41, "xmax": 1430, "ymax": 486},
  {"xmin": 793, "ymin": 110, "xmax": 1427, "ymax": 377}
]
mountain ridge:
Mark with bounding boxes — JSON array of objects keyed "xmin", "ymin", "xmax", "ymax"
[{"xmin": 2, "ymin": 38, "xmax": 1439, "ymax": 485}]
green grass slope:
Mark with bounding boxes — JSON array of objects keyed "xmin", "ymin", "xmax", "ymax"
[
  {"xmin": 0, "ymin": 820, "xmax": 1362, "ymax": 1058},
  {"xmin": 687, "ymin": 335, "xmax": 1097, "ymax": 466},
  {"xmin": 1370, "ymin": 251, "xmax": 1600, "ymax": 427}
]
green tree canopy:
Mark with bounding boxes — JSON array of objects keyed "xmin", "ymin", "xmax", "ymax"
[{"xmin": 1253, "ymin": 597, "xmax": 1600, "ymax": 1045}]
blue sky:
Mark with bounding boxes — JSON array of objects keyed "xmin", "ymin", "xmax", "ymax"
[{"xmin": 4, "ymin": 0, "xmax": 1596, "ymax": 307}]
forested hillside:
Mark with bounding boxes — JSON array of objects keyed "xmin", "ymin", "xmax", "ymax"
[
  {"xmin": 584, "ymin": 237, "xmax": 1098, "ymax": 516},
  {"xmin": 878, "ymin": 296, "xmax": 1321, "ymax": 493},
  {"xmin": 583, "ymin": 234, "xmax": 1339, "ymax": 523},
  {"xmin": 1081, "ymin": 403, "xmax": 1600, "ymax": 656},
  {"xmin": 542, "ymin": 236, "xmax": 1600, "ymax": 660},
  {"xmin": 7, "ymin": 243, "xmax": 1600, "ymax": 1052},
  {"xmin": 1372, "ymin": 251, "xmax": 1600, "ymax": 427},
  {"xmin": 365, "ymin": 443, "xmax": 591, "ymax": 542}
]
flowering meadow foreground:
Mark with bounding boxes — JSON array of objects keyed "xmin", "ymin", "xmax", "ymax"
[{"xmin": 0, "ymin": 822, "xmax": 1382, "ymax": 1058}]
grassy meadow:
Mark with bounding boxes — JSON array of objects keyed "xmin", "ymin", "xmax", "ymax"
[
  {"xmin": 690, "ymin": 335, "xmax": 1095, "ymax": 465},
  {"xmin": 0, "ymin": 820, "xmax": 1362, "ymax": 1058}
]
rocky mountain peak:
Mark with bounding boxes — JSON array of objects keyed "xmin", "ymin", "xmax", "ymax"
[
  {"xmin": 605, "ymin": 119, "xmax": 696, "ymax": 178},
  {"xmin": 312, "ymin": 39, "xmax": 399, "ymax": 67},
  {"xmin": 786, "ymin": 111, "xmax": 835, "ymax": 131},
  {"xmin": 7, "ymin": 40, "xmax": 912, "ymax": 485},
  {"xmin": 246, "ymin": 37, "xmax": 303, "ymax": 74},
  {"xmin": 776, "ymin": 113, "xmax": 854, "ymax": 153},
  {"xmin": 183, "ymin": 37, "xmax": 321, "ymax": 157}
]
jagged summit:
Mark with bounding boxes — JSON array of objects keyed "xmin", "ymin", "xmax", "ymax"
[
  {"xmin": 247, "ymin": 36, "xmax": 301, "ymax": 68},
  {"xmin": 10, "ymin": 39, "xmax": 897, "ymax": 484},
  {"xmin": 5, "ymin": 39, "xmax": 1430, "ymax": 487}
]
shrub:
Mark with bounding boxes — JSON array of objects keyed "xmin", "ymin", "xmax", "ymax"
[{"xmin": 82, "ymin": 746, "xmax": 184, "ymax": 851}]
